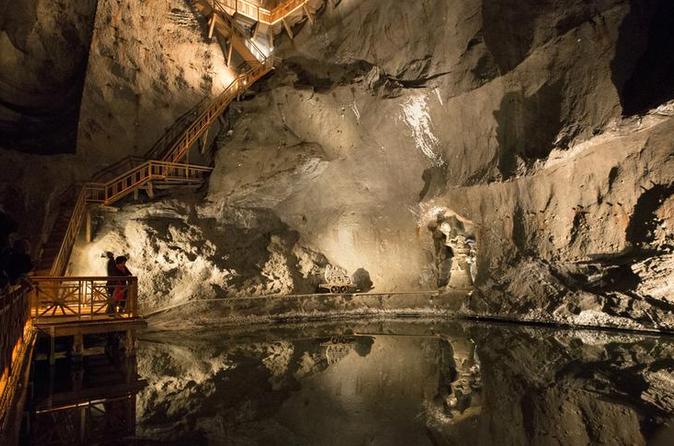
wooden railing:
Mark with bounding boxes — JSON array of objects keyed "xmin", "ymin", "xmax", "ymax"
[
  {"xmin": 0, "ymin": 285, "xmax": 32, "ymax": 420},
  {"xmin": 162, "ymin": 59, "xmax": 275, "ymax": 163},
  {"xmin": 50, "ymin": 188, "xmax": 88, "ymax": 277},
  {"xmin": 46, "ymin": 161, "xmax": 211, "ymax": 277},
  {"xmin": 85, "ymin": 160, "xmax": 213, "ymax": 205},
  {"xmin": 215, "ymin": 0, "xmax": 307, "ymax": 25},
  {"xmin": 30, "ymin": 276, "xmax": 139, "ymax": 322}
]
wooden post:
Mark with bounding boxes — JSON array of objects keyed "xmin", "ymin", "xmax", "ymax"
[
  {"xmin": 49, "ymin": 327, "xmax": 55, "ymax": 366},
  {"xmin": 72, "ymin": 334, "xmax": 84, "ymax": 360},
  {"xmin": 146, "ymin": 182, "xmax": 154, "ymax": 199},
  {"xmin": 267, "ymin": 26, "xmax": 274, "ymax": 49},
  {"xmin": 85, "ymin": 209, "xmax": 92, "ymax": 243},
  {"xmin": 208, "ymin": 14, "xmax": 216, "ymax": 41},
  {"xmin": 227, "ymin": 41, "xmax": 234, "ymax": 66},
  {"xmin": 200, "ymin": 126, "xmax": 210, "ymax": 155},
  {"xmin": 303, "ymin": 5, "xmax": 314, "ymax": 25},
  {"xmin": 133, "ymin": 189, "xmax": 139, "ymax": 201},
  {"xmin": 282, "ymin": 18, "xmax": 294, "ymax": 39},
  {"xmin": 124, "ymin": 330, "xmax": 136, "ymax": 357},
  {"xmin": 79, "ymin": 406, "xmax": 87, "ymax": 444}
]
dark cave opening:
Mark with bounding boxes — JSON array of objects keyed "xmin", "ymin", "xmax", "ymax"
[
  {"xmin": 614, "ymin": 0, "xmax": 674, "ymax": 116},
  {"xmin": 625, "ymin": 183, "xmax": 674, "ymax": 249}
]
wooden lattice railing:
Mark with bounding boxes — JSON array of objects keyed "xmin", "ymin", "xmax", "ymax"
[
  {"xmin": 30, "ymin": 276, "xmax": 139, "ymax": 321},
  {"xmin": 85, "ymin": 160, "xmax": 213, "ymax": 204},
  {"xmin": 216, "ymin": 0, "xmax": 308, "ymax": 25},
  {"xmin": 0, "ymin": 285, "xmax": 32, "ymax": 427}
]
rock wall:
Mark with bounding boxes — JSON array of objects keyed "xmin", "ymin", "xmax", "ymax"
[
  {"xmin": 0, "ymin": 0, "xmax": 97, "ymax": 154},
  {"xmin": 77, "ymin": 0, "xmax": 234, "ymax": 167},
  {"xmin": 203, "ymin": 0, "xmax": 674, "ymax": 325},
  {"xmin": 3, "ymin": 0, "xmax": 674, "ymax": 328}
]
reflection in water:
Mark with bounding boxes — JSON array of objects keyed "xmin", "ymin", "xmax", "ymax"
[
  {"xmin": 27, "ymin": 354, "xmax": 145, "ymax": 445},
  {"xmin": 25, "ymin": 321, "xmax": 674, "ymax": 445}
]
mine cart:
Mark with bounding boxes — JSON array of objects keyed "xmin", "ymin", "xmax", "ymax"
[{"xmin": 319, "ymin": 266, "xmax": 357, "ymax": 294}]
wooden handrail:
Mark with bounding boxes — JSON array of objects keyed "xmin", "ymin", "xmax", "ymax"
[
  {"xmin": 30, "ymin": 276, "xmax": 139, "ymax": 320},
  {"xmin": 50, "ymin": 187, "xmax": 88, "ymax": 277},
  {"xmin": 0, "ymin": 285, "xmax": 31, "ymax": 421},
  {"xmin": 85, "ymin": 160, "xmax": 213, "ymax": 205},
  {"xmin": 215, "ymin": 0, "xmax": 308, "ymax": 25},
  {"xmin": 161, "ymin": 59, "xmax": 275, "ymax": 163}
]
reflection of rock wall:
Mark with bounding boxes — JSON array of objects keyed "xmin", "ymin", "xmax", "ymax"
[
  {"xmin": 137, "ymin": 322, "xmax": 674, "ymax": 445},
  {"xmin": 470, "ymin": 325, "xmax": 674, "ymax": 445}
]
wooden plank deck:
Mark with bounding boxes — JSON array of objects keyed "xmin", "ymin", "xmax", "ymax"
[{"xmin": 34, "ymin": 317, "xmax": 146, "ymax": 337}]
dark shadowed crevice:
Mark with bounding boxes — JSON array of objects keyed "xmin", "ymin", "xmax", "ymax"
[
  {"xmin": 481, "ymin": 0, "xmax": 536, "ymax": 74},
  {"xmin": 612, "ymin": 0, "xmax": 674, "ymax": 116},
  {"xmin": 494, "ymin": 81, "xmax": 563, "ymax": 178},
  {"xmin": 0, "ymin": 0, "xmax": 99, "ymax": 154},
  {"xmin": 625, "ymin": 183, "xmax": 674, "ymax": 248}
]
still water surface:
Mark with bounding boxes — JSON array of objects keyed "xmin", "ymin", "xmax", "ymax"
[{"xmin": 26, "ymin": 320, "xmax": 674, "ymax": 445}]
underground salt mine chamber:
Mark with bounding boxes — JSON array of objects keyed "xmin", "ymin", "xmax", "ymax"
[{"xmin": 2, "ymin": 0, "xmax": 674, "ymax": 444}]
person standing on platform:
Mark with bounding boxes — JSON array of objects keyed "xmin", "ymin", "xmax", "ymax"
[
  {"xmin": 105, "ymin": 252, "xmax": 117, "ymax": 314},
  {"xmin": 111, "ymin": 256, "xmax": 132, "ymax": 314}
]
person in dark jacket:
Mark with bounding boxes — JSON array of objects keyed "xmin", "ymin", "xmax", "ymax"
[
  {"xmin": 6, "ymin": 238, "xmax": 33, "ymax": 284},
  {"xmin": 105, "ymin": 252, "xmax": 117, "ymax": 314},
  {"xmin": 111, "ymin": 256, "xmax": 132, "ymax": 314}
]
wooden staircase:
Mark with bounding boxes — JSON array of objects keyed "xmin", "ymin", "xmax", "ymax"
[
  {"xmin": 38, "ymin": 0, "xmax": 315, "ymax": 277},
  {"xmin": 35, "ymin": 198, "xmax": 76, "ymax": 274}
]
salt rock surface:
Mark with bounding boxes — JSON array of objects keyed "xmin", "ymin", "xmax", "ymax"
[
  {"xmin": 2, "ymin": 0, "xmax": 674, "ymax": 329},
  {"xmin": 70, "ymin": 199, "xmax": 333, "ymax": 313}
]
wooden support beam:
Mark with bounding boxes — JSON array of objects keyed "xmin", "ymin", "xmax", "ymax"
[
  {"xmin": 200, "ymin": 126, "xmax": 210, "ymax": 155},
  {"xmin": 267, "ymin": 26, "xmax": 274, "ymax": 48},
  {"xmin": 208, "ymin": 14, "xmax": 216, "ymax": 41},
  {"xmin": 282, "ymin": 18, "xmax": 294, "ymax": 40},
  {"xmin": 49, "ymin": 327, "xmax": 55, "ymax": 366},
  {"xmin": 303, "ymin": 5, "xmax": 314, "ymax": 25},
  {"xmin": 146, "ymin": 182, "xmax": 154, "ymax": 199},
  {"xmin": 72, "ymin": 334, "xmax": 84, "ymax": 359},
  {"xmin": 227, "ymin": 41, "xmax": 234, "ymax": 66},
  {"xmin": 84, "ymin": 209, "xmax": 92, "ymax": 243},
  {"xmin": 124, "ymin": 330, "xmax": 136, "ymax": 357}
]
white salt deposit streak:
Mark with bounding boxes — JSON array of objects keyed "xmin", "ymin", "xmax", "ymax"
[{"xmin": 400, "ymin": 94, "xmax": 444, "ymax": 166}]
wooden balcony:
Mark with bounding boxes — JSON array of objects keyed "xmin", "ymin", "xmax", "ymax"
[{"xmin": 30, "ymin": 276, "xmax": 141, "ymax": 325}]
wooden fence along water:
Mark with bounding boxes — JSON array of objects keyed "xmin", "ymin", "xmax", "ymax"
[{"xmin": 0, "ymin": 285, "xmax": 33, "ymax": 435}]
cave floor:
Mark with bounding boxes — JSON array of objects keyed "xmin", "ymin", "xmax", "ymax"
[{"xmin": 22, "ymin": 318, "xmax": 674, "ymax": 445}]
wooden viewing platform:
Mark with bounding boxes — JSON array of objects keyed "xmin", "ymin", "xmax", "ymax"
[{"xmin": 30, "ymin": 276, "xmax": 146, "ymax": 364}]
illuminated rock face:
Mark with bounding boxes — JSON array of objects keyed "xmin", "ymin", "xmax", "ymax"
[
  {"xmin": 69, "ymin": 200, "xmax": 334, "ymax": 313},
  {"xmin": 205, "ymin": 0, "xmax": 674, "ymax": 327},
  {"xmin": 2, "ymin": 0, "xmax": 674, "ymax": 327}
]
